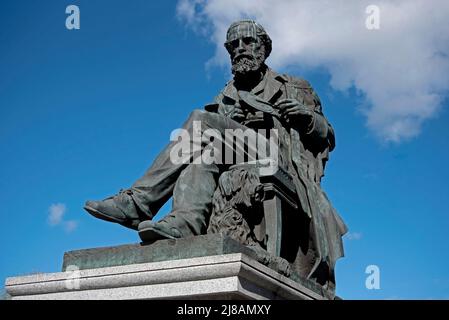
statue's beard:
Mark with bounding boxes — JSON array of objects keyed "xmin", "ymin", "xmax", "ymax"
[{"xmin": 231, "ymin": 49, "xmax": 266, "ymax": 77}]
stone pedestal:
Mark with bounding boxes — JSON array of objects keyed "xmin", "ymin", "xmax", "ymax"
[{"xmin": 5, "ymin": 234, "xmax": 331, "ymax": 300}]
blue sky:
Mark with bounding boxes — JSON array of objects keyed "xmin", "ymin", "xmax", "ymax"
[{"xmin": 1, "ymin": 1, "xmax": 448, "ymax": 299}]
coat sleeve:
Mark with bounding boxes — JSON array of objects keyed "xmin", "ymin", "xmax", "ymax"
[
  {"xmin": 204, "ymin": 92, "xmax": 223, "ymax": 114},
  {"xmin": 289, "ymin": 78, "xmax": 335, "ymax": 153},
  {"xmin": 205, "ymin": 91, "xmax": 238, "ymax": 119}
]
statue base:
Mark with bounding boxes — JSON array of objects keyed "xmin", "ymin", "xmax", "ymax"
[{"xmin": 5, "ymin": 234, "xmax": 332, "ymax": 300}]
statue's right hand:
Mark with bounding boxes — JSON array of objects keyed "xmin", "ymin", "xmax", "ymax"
[{"xmin": 229, "ymin": 105, "xmax": 245, "ymax": 122}]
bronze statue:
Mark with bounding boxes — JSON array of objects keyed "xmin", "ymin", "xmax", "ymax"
[{"xmin": 85, "ymin": 20, "xmax": 347, "ymax": 295}]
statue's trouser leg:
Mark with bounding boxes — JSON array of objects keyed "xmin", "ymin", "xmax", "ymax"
[
  {"xmin": 129, "ymin": 110, "xmax": 237, "ymax": 215},
  {"xmin": 129, "ymin": 109, "xmax": 272, "ymax": 234},
  {"xmin": 165, "ymin": 163, "xmax": 220, "ymax": 237}
]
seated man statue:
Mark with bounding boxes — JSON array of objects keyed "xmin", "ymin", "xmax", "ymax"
[{"xmin": 85, "ymin": 21, "xmax": 347, "ymax": 285}]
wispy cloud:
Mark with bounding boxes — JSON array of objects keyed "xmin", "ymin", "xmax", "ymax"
[
  {"xmin": 63, "ymin": 220, "xmax": 78, "ymax": 233},
  {"xmin": 176, "ymin": 0, "xmax": 449, "ymax": 143},
  {"xmin": 48, "ymin": 203, "xmax": 66, "ymax": 226},
  {"xmin": 346, "ymin": 232, "xmax": 363, "ymax": 240},
  {"xmin": 47, "ymin": 203, "xmax": 78, "ymax": 233}
]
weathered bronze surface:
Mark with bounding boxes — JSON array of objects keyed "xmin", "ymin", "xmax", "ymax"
[{"xmin": 84, "ymin": 20, "xmax": 347, "ymax": 296}]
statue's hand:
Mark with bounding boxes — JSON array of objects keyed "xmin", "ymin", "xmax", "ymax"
[
  {"xmin": 275, "ymin": 98, "xmax": 314, "ymax": 126},
  {"xmin": 229, "ymin": 105, "xmax": 245, "ymax": 122}
]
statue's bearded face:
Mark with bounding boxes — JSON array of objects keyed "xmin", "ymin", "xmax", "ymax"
[{"xmin": 226, "ymin": 32, "xmax": 266, "ymax": 77}]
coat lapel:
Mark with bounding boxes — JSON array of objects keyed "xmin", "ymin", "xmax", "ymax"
[
  {"xmin": 222, "ymin": 80, "xmax": 238, "ymax": 102},
  {"xmin": 222, "ymin": 69, "xmax": 288, "ymax": 104},
  {"xmin": 258, "ymin": 69, "xmax": 287, "ymax": 103}
]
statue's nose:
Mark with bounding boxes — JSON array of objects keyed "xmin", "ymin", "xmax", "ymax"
[{"xmin": 237, "ymin": 39, "xmax": 246, "ymax": 53}]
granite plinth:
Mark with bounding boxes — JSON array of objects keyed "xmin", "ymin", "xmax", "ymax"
[{"xmin": 6, "ymin": 234, "xmax": 332, "ymax": 300}]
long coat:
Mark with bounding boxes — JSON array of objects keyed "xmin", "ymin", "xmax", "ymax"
[{"xmin": 206, "ymin": 68, "xmax": 348, "ymax": 291}]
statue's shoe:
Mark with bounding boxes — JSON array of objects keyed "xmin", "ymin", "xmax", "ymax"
[
  {"xmin": 138, "ymin": 220, "xmax": 182, "ymax": 243},
  {"xmin": 84, "ymin": 191, "xmax": 141, "ymax": 230},
  {"xmin": 84, "ymin": 198, "xmax": 126, "ymax": 223}
]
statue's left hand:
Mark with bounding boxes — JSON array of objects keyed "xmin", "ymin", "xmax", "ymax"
[{"xmin": 275, "ymin": 98, "xmax": 314, "ymax": 126}]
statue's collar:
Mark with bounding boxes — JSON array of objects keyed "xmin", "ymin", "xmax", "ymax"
[{"xmin": 223, "ymin": 68, "xmax": 288, "ymax": 102}]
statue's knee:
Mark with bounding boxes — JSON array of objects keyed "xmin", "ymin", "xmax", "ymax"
[{"xmin": 188, "ymin": 109, "xmax": 206, "ymax": 122}]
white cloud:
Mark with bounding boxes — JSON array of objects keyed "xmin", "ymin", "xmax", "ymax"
[
  {"xmin": 345, "ymin": 232, "xmax": 363, "ymax": 240},
  {"xmin": 63, "ymin": 220, "xmax": 78, "ymax": 233},
  {"xmin": 48, "ymin": 203, "xmax": 66, "ymax": 226},
  {"xmin": 177, "ymin": 0, "xmax": 449, "ymax": 143},
  {"xmin": 48, "ymin": 203, "xmax": 78, "ymax": 233}
]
